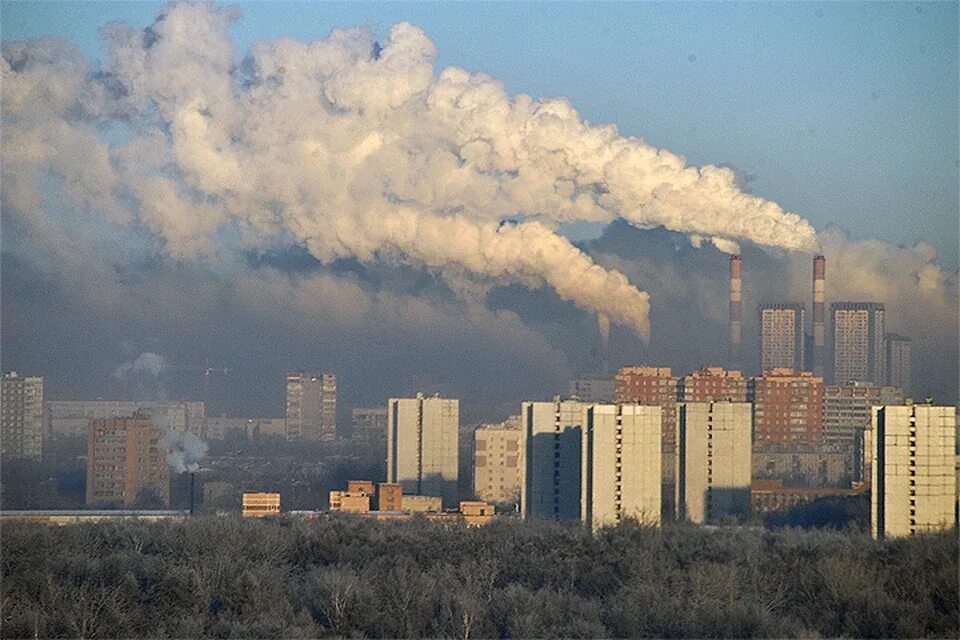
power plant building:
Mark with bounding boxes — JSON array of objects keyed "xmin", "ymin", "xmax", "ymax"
[
  {"xmin": 1, "ymin": 372, "xmax": 44, "ymax": 460},
  {"xmin": 831, "ymin": 302, "xmax": 885, "ymax": 385},
  {"xmin": 759, "ymin": 303, "xmax": 806, "ymax": 373},
  {"xmin": 871, "ymin": 405, "xmax": 957, "ymax": 538},
  {"xmin": 285, "ymin": 372, "xmax": 337, "ymax": 441},
  {"xmin": 676, "ymin": 402, "xmax": 752, "ymax": 524},
  {"xmin": 474, "ymin": 418, "xmax": 522, "ymax": 506},
  {"xmin": 749, "ymin": 369, "xmax": 824, "ymax": 447},
  {"xmin": 86, "ymin": 416, "xmax": 169, "ymax": 507},
  {"xmin": 583, "ymin": 404, "xmax": 662, "ymax": 529},
  {"xmin": 387, "ymin": 393, "xmax": 459, "ymax": 508},
  {"xmin": 884, "ymin": 334, "xmax": 911, "ymax": 395}
]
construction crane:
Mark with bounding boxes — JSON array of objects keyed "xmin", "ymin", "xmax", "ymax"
[{"xmin": 168, "ymin": 359, "xmax": 231, "ymax": 408}]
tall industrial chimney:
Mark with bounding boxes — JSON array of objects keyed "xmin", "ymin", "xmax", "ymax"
[
  {"xmin": 812, "ymin": 255, "xmax": 826, "ymax": 378},
  {"xmin": 729, "ymin": 255, "xmax": 742, "ymax": 370}
]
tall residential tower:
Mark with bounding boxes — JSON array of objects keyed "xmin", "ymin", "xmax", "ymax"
[{"xmin": 387, "ymin": 393, "xmax": 459, "ymax": 507}]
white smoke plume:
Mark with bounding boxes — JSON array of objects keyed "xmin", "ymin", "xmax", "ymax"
[
  {"xmin": 0, "ymin": 2, "xmax": 820, "ymax": 342},
  {"xmin": 113, "ymin": 352, "xmax": 169, "ymax": 380},
  {"xmin": 162, "ymin": 429, "xmax": 208, "ymax": 474}
]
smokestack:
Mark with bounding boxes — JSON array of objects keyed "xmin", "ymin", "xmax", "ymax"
[
  {"xmin": 189, "ymin": 472, "xmax": 195, "ymax": 516},
  {"xmin": 729, "ymin": 255, "xmax": 742, "ymax": 370},
  {"xmin": 812, "ymin": 255, "xmax": 825, "ymax": 377}
]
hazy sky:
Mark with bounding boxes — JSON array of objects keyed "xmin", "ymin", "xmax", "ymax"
[{"xmin": 2, "ymin": 1, "xmax": 957, "ymax": 420}]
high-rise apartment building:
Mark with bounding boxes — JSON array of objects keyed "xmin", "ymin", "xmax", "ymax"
[
  {"xmin": 473, "ymin": 417, "xmax": 522, "ymax": 505},
  {"xmin": 46, "ymin": 400, "xmax": 205, "ymax": 438},
  {"xmin": 520, "ymin": 399, "xmax": 589, "ymax": 520},
  {"xmin": 884, "ymin": 334, "xmax": 911, "ymax": 395},
  {"xmin": 285, "ymin": 372, "xmax": 337, "ymax": 441},
  {"xmin": 759, "ymin": 303, "xmax": 806, "ymax": 373},
  {"xmin": 1, "ymin": 372, "xmax": 44, "ymax": 460},
  {"xmin": 86, "ymin": 416, "xmax": 169, "ymax": 506},
  {"xmin": 614, "ymin": 366, "xmax": 678, "ymax": 449},
  {"xmin": 749, "ymin": 369, "xmax": 824, "ymax": 447},
  {"xmin": 351, "ymin": 407, "xmax": 388, "ymax": 442},
  {"xmin": 831, "ymin": 302, "xmax": 885, "ymax": 385},
  {"xmin": 679, "ymin": 368, "xmax": 748, "ymax": 403},
  {"xmin": 676, "ymin": 402, "xmax": 752, "ymax": 524},
  {"xmin": 583, "ymin": 404, "xmax": 661, "ymax": 529},
  {"xmin": 387, "ymin": 393, "xmax": 459, "ymax": 507},
  {"xmin": 568, "ymin": 375, "xmax": 615, "ymax": 403},
  {"xmin": 823, "ymin": 384, "xmax": 903, "ymax": 448},
  {"xmin": 871, "ymin": 405, "xmax": 957, "ymax": 538}
]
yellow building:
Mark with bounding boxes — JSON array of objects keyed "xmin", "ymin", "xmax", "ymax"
[
  {"xmin": 473, "ymin": 417, "xmax": 521, "ymax": 505},
  {"xmin": 871, "ymin": 405, "xmax": 957, "ymax": 538},
  {"xmin": 242, "ymin": 492, "xmax": 281, "ymax": 517}
]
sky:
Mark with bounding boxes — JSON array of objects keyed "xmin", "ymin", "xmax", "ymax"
[{"xmin": 1, "ymin": 1, "xmax": 957, "ymax": 420}]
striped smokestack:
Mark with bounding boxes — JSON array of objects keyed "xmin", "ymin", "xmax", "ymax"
[
  {"xmin": 729, "ymin": 255, "xmax": 742, "ymax": 369},
  {"xmin": 812, "ymin": 255, "xmax": 825, "ymax": 377}
]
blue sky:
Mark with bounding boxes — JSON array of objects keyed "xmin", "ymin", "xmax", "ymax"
[{"xmin": 3, "ymin": 0, "xmax": 958, "ymax": 265}]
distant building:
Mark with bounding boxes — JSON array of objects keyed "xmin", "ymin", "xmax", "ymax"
[
  {"xmin": 679, "ymin": 368, "xmax": 747, "ymax": 403},
  {"xmin": 676, "ymin": 402, "xmax": 752, "ymax": 524},
  {"xmin": 329, "ymin": 490, "xmax": 370, "ymax": 513},
  {"xmin": 583, "ymin": 404, "xmax": 661, "ymax": 529},
  {"xmin": 242, "ymin": 492, "xmax": 281, "ymax": 517},
  {"xmin": 285, "ymin": 372, "xmax": 337, "ymax": 441},
  {"xmin": 1, "ymin": 372, "xmax": 44, "ymax": 460},
  {"xmin": 351, "ymin": 407, "xmax": 388, "ymax": 442},
  {"xmin": 751, "ymin": 479, "xmax": 865, "ymax": 514},
  {"xmin": 831, "ymin": 302, "xmax": 885, "ymax": 385},
  {"xmin": 749, "ymin": 369, "xmax": 824, "ymax": 447},
  {"xmin": 568, "ymin": 375, "xmax": 615, "ymax": 403},
  {"xmin": 46, "ymin": 400, "xmax": 205, "ymax": 438},
  {"xmin": 759, "ymin": 303, "xmax": 806, "ymax": 373},
  {"xmin": 823, "ymin": 384, "xmax": 903, "ymax": 448},
  {"xmin": 752, "ymin": 444, "xmax": 849, "ymax": 487},
  {"xmin": 474, "ymin": 417, "xmax": 522, "ymax": 506},
  {"xmin": 86, "ymin": 416, "xmax": 169, "ymax": 507},
  {"xmin": 884, "ymin": 334, "xmax": 911, "ymax": 395},
  {"xmin": 387, "ymin": 393, "xmax": 459, "ymax": 508},
  {"xmin": 871, "ymin": 405, "xmax": 957, "ymax": 538},
  {"xmin": 521, "ymin": 399, "xmax": 589, "ymax": 521}
]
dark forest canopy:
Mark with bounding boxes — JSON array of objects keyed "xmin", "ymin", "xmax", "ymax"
[{"xmin": 2, "ymin": 516, "xmax": 957, "ymax": 639}]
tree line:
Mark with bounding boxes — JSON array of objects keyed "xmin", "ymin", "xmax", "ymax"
[{"xmin": 2, "ymin": 515, "xmax": 956, "ymax": 638}]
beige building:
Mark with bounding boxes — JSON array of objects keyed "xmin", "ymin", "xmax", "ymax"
[
  {"xmin": 871, "ymin": 405, "xmax": 957, "ymax": 538},
  {"xmin": 387, "ymin": 393, "xmax": 459, "ymax": 508},
  {"xmin": 86, "ymin": 416, "xmax": 169, "ymax": 506},
  {"xmin": 759, "ymin": 303, "xmax": 806, "ymax": 373},
  {"xmin": 831, "ymin": 302, "xmax": 885, "ymax": 385},
  {"xmin": 47, "ymin": 400, "xmax": 204, "ymax": 438},
  {"xmin": 474, "ymin": 417, "xmax": 522, "ymax": 505},
  {"xmin": 521, "ymin": 399, "xmax": 589, "ymax": 521},
  {"xmin": 583, "ymin": 404, "xmax": 661, "ymax": 529},
  {"xmin": 676, "ymin": 402, "xmax": 752, "ymax": 524},
  {"xmin": 1, "ymin": 372, "xmax": 44, "ymax": 460},
  {"xmin": 285, "ymin": 372, "xmax": 336, "ymax": 441},
  {"xmin": 242, "ymin": 492, "xmax": 281, "ymax": 517}
]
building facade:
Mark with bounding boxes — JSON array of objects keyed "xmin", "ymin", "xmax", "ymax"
[
  {"xmin": 884, "ymin": 334, "xmax": 911, "ymax": 396},
  {"xmin": 831, "ymin": 302, "xmax": 885, "ymax": 385},
  {"xmin": 676, "ymin": 402, "xmax": 752, "ymax": 524},
  {"xmin": 871, "ymin": 405, "xmax": 957, "ymax": 538},
  {"xmin": 583, "ymin": 404, "xmax": 661, "ymax": 529},
  {"xmin": 47, "ymin": 400, "xmax": 205, "ymax": 438},
  {"xmin": 351, "ymin": 407, "xmax": 388, "ymax": 442},
  {"xmin": 759, "ymin": 303, "xmax": 806, "ymax": 373},
  {"xmin": 86, "ymin": 416, "xmax": 169, "ymax": 507},
  {"xmin": 474, "ymin": 418, "xmax": 522, "ymax": 506},
  {"xmin": 285, "ymin": 372, "xmax": 337, "ymax": 441},
  {"xmin": 679, "ymin": 368, "xmax": 748, "ymax": 403},
  {"xmin": 568, "ymin": 375, "xmax": 615, "ymax": 403},
  {"xmin": 520, "ymin": 399, "xmax": 589, "ymax": 520},
  {"xmin": 1, "ymin": 372, "xmax": 44, "ymax": 460},
  {"xmin": 749, "ymin": 369, "xmax": 824, "ymax": 447},
  {"xmin": 387, "ymin": 393, "xmax": 459, "ymax": 508},
  {"xmin": 822, "ymin": 384, "xmax": 903, "ymax": 448}
]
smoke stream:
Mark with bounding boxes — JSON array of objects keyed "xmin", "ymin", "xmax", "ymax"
[{"xmin": 1, "ymin": 2, "xmax": 818, "ymax": 340}]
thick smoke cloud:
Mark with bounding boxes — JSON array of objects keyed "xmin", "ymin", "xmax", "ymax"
[
  {"xmin": 1, "ymin": 1, "xmax": 817, "ymax": 343},
  {"xmin": 1, "ymin": 2, "xmax": 955, "ymax": 415}
]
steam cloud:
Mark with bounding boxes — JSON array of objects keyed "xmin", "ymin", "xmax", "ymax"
[
  {"xmin": 0, "ymin": 1, "xmax": 818, "ymax": 341},
  {"xmin": 163, "ymin": 429, "xmax": 208, "ymax": 474},
  {"xmin": 113, "ymin": 352, "xmax": 169, "ymax": 380}
]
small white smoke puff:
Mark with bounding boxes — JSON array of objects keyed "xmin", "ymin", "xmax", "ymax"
[{"xmin": 163, "ymin": 430, "xmax": 208, "ymax": 474}]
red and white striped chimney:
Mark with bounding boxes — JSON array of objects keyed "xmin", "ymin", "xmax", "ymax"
[
  {"xmin": 812, "ymin": 255, "xmax": 826, "ymax": 377},
  {"xmin": 729, "ymin": 255, "xmax": 742, "ymax": 370}
]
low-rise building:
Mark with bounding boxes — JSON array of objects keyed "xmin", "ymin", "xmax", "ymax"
[{"xmin": 242, "ymin": 492, "xmax": 281, "ymax": 517}]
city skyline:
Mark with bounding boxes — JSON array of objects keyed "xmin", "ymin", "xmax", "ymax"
[{"xmin": 1, "ymin": 1, "xmax": 957, "ymax": 422}]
